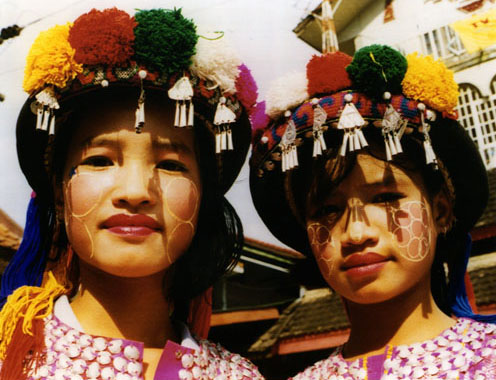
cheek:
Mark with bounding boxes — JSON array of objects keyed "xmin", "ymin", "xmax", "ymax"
[
  {"xmin": 389, "ymin": 201, "xmax": 432, "ymax": 262},
  {"xmin": 64, "ymin": 170, "xmax": 116, "ymax": 217},
  {"xmin": 162, "ymin": 177, "xmax": 200, "ymax": 222},
  {"xmin": 307, "ymin": 222, "xmax": 335, "ymax": 283}
]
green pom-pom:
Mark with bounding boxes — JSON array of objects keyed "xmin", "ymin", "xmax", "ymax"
[
  {"xmin": 134, "ymin": 8, "xmax": 198, "ymax": 75},
  {"xmin": 346, "ymin": 44, "xmax": 407, "ymax": 97}
]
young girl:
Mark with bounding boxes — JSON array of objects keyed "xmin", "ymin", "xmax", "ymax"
[
  {"xmin": 249, "ymin": 46, "xmax": 496, "ymax": 378},
  {"xmin": 0, "ymin": 7, "xmax": 263, "ymax": 380}
]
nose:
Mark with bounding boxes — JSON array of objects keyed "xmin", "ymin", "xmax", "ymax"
[
  {"xmin": 340, "ymin": 199, "xmax": 377, "ymax": 248},
  {"xmin": 113, "ymin": 162, "xmax": 156, "ymax": 208}
]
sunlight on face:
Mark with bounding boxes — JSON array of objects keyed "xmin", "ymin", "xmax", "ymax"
[
  {"xmin": 306, "ymin": 154, "xmax": 439, "ymax": 304},
  {"xmin": 62, "ymin": 94, "xmax": 202, "ymax": 278}
]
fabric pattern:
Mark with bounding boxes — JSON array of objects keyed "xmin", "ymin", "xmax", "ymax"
[
  {"xmin": 290, "ymin": 318, "xmax": 496, "ymax": 380},
  {"xmin": 14, "ymin": 308, "xmax": 262, "ymax": 380}
]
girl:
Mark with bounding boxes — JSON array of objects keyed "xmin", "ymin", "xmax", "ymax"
[
  {"xmin": 249, "ymin": 46, "xmax": 496, "ymax": 379},
  {"xmin": 0, "ymin": 7, "xmax": 263, "ymax": 380}
]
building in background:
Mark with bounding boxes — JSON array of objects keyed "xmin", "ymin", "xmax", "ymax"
[{"xmin": 243, "ymin": 2, "xmax": 496, "ymax": 378}]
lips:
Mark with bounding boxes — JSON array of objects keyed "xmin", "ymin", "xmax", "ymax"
[
  {"xmin": 342, "ymin": 252, "xmax": 390, "ymax": 277},
  {"xmin": 102, "ymin": 214, "xmax": 161, "ymax": 237}
]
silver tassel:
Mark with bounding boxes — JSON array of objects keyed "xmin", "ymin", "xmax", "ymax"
[
  {"xmin": 227, "ymin": 129, "xmax": 233, "ymax": 151},
  {"xmin": 180, "ymin": 103, "xmax": 187, "ymax": 127},
  {"xmin": 174, "ymin": 102, "xmax": 180, "ymax": 127},
  {"xmin": 419, "ymin": 103, "xmax": 438, "ymax": 168},
  {"xmin": 41, "ymin": 109, "xmax": 50, "ymax": 131},
  {"xmin": 337, "ymin": 93, "xmax": 367, "ymax": 156},
  {"xmin": 48, "ymin": 111, "xmax": 55, "ymax": 135},
  {"xmin": 188, "ymin": 101, "xmax": 194, "ymax": 127},
  {"xmin": 36, "ymin": 107, "xmax": 43, "ymax": 130},
  {"xmin": 280, "ymin": 116, "xmax": 298, "ymax": 172},
  {"xmin": 215, "ymin": 131, "xmax": 221, "ymax": 154},
  {"xmin": 312, "ymin": 101, "xmax": 327, "ymax": 157}
]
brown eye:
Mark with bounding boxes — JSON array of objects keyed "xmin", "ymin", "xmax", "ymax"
[
  {"xmin": 157, "ymin": 160, "xmax": 187, "ymax": 172},
  {"xmin": 372, "ymin": 192, "xmax": 404, "ymax": 204},
  {"xmin": 80, "ymin": 156, "xmax": 113, "ymax": 167},
  {"xmin": 312, "ymin": 204, "xmax": 341, "ymax": 219}
]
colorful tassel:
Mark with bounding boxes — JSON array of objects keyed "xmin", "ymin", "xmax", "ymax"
[
  {"xmin": 0, "ymin": 272, "xmax": 65, "ymax": 360},
  {"xmin": 312, "ymin": 100, "xmax": 327, "ymax": 158},
  {"xmin": 168, "ymin": 76, "xmax": 194, "ymax": 128},
  {"xmin": 337, "ymin": 93, "xmax": 367, "ymax": 156},
  {"xmin": 280, "ymin": 112, "xmax": 298, "ymax": 172},
  {"xmin": 214, "ymin": 97, "xmax": 236, "ymax": 153}
]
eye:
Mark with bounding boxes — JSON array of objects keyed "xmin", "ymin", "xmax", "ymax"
[
  {"xmin": 80, "ymin": 156, "xmax": 113, "ymax": 167},
  {"xmin": 157, "ymin": 160, "xmax": 187, "ymax": 172},
  {"xmin": 311, "ymin": 204, "xmax": 342, "ymax": 219},
  {"xmin": 372, "ymin": 192, "xmax": 404, "ymax": 204}
]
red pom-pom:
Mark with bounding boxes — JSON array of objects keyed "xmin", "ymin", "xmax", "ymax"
[
  {"xmin": 69, "ymin": 8, "xmax": 136, "ymax": 66},
  {"xmin": 307, "ymin": 52, "xmax": 352, "ymax": 97}
]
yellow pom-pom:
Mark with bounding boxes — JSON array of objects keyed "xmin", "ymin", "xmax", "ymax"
[
  {"xmin": 401, "ymin": 52, "xmax": 459, "ymax": 114},
  {"xmin": 23, "ymin": 23, "xmax": 83, "ymax": 93}
]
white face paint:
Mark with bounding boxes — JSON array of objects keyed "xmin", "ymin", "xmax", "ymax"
[
  {"xmin": 61, "ymin": 97, "xmax": 202, "ymax": 278},
  {"xmin": 387, "ymin": 201, "xmax": 432, "ymax": 262},
  {"xmin": 304, "ymin": 154, "xmax": 441, "ymax": 305}
]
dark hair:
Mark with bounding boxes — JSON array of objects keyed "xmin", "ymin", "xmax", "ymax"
[
  {"xmin": 46, "ymin": 86, "xmax": 243, "ymax": 321},
  {"xmin": 288, "ymin": 124, "xmax": 456, "ymax": 314}
]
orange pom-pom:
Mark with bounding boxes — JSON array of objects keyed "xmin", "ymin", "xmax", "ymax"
[{"xmin": 306, "ymin": 52, "xmax": 352, "ymax": 97}]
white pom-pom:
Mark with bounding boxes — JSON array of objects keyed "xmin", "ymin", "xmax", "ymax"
[
  {"xmin": 266, "ymin": 72, "xmax": 308, "ymax": 119},
  {"xmin": 190, "ymin": 34, "xmax": 241, "ymax": 94},
  {"xmin": 426, "ymin": 109, "xmax": 437, "ymax": 121},
  {"xmin": 344, "ymin": 93, "xmax": 353, "ymax": 102},
  {"xmin": 417, "ymin": 102, "xmax": 426, "ymax": 111},
  {"xmin": 101, "ymin": 80, "xmax": 109, "ymax": 88},
  {"xmin": 383, "ymin": 91, "xmax": 391, "ymax": 100},
  {"xmin": 284, "ymin": 110, "xmax": 291, "ymax": 118},
  {"xmin": 261, "ymin": 136, "xmax": 269, "ymax": 144},
  {"xmin": 311, "ymin": 98, "xmax": 319, "ymax": 105},
  {"xmin": 138, "ymin": 70, "xmax": 147, "ymax": 79}
]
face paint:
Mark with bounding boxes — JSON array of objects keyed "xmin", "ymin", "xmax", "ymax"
[
  {"xmin": 160, "ymin": 177, "xmax": 200, "ymax": 265},
  {"xmin": 388, "ymin": 201, "xmax": 432, "ymax": 262}
]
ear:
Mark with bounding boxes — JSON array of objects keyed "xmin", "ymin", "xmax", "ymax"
[{"xmin": 432, "ymin": 189, "xmax": 454, "ymax": 234}]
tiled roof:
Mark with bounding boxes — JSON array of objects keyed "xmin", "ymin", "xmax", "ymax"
[
  {"xmin": 476, "ymin": 168, "xmax": 496, "ymax": 228},
  {"xmin": 249, "ymin": 252, "xmax": 496, "ymax": 356},
  {"xmin": 0, "ymin": 209, "xmax": 22, "ymax": 251}
]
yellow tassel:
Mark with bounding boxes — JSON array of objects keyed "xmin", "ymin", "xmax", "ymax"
[{"xmin": 0, "ymin": 272, "xmax": 65, "ymax": 360}]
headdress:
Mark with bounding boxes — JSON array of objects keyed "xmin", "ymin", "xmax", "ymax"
[
  {"xmin": 249, "ymin": 44, "xmax": 492, "ymax": 322},
  {"xmin": 0, "ymin": 7, "xmax": 259, "ymax": 364}
]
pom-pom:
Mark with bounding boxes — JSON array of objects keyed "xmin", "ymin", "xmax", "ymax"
[
  {"xmin": 266, "ymin": 72, "xmax": 308, "ymax": 119},
  {"xmin": 235, "ymin": 64, "xmax": 258, "ymax": 115},
  {"xmin": 68, "ymin": 8, "xmax": 136, "ymax": 66},
  {"xmin": 306, "ymin": 52, "xmax": 352, "ymax": 96},
  {"xmin": 402, "ymin": 52, "xmax": 459, "ymax": 113},
  {"xmin": 23, "ymin": 23, "xmax": 83, "ymax": 93},
  {"xmin": 250, "ymin": 101, "xmax": 270, "ymax": 131},
  {"xmin": 133, "ymin": 9, "xmax": 198, "ymax": 75},
  {"xmin": 346, "ymin": 44, "xmax": 407, "ymax": 97},
  {"xmin": 190, "ymin": 34, "xmax": 241, "ymax": 94},
  {"xmin": 138, "ymin": 69, "xmax": 147, "ymax": 79}
]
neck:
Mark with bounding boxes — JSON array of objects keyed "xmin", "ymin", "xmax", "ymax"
[
  {"xmin": 343, "ymin": 275, "xmax": 455, "ymax": 359},
  {"xmin": 70, "ymin": 262, "xmax": 177, "ymax": 348}
]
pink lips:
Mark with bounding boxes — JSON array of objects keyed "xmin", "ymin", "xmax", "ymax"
[
  {"xmin": 102, "ymin": 214, "xmax": 161, "ymax": 237},
  {"xmin": 342, "ymin": 252, "xmax": 390, "ymax": 277}
]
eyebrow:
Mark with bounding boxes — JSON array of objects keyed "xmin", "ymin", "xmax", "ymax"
[{"xmin": 80, "ymin": 135, "xmax": 194, "ymax": 155}]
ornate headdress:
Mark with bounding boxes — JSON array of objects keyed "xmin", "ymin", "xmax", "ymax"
[{"xmin": 249, "ymin": 44, "xmax": 492, "ymax": 322}]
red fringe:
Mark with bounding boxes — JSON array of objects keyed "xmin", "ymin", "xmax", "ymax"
[
  {"xmin": 0, "ymin": 318, "xmax": 46, "ymax": 380},
  {"xmin": 188, "ymin": 287, "xmax": 213, "ymax": 339},
  {"xmin": 307, "ymin": 52, "xmax": 353, "ymax": 97}
]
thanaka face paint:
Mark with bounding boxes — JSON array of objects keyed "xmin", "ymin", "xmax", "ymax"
[
  {"xmin": 305, "ymin": 154, "xmax": 441, "ymax": 304},
  {"xmin": 61, "ymin": 96, "xmax": 202, "ymax": 278}
]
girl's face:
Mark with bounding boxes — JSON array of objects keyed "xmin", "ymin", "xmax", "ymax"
[
  {"xmin": 306, "ymin": 154, "xmax": 447, "ymax": 304},
  {"xmin": 62, "ymin": 96, "xmax": 202, "ymax": 278}
]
